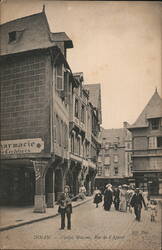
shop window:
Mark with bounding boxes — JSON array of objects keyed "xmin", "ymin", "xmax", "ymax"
[
  {"xmin": 157, "ymin": 136, "xmax": 162, "ymax": 148},
  {"xmin": 75, "ymin": 99, "xmax": 79, "ymax": 118},
  {"xmin": 150, "ymin": 118, "xmax": 160, "ymax": 130}
]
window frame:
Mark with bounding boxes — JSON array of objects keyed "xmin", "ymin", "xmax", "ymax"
[{"xmin": 150, "ymin": 118, "xmax": 160, "ymax": 130}]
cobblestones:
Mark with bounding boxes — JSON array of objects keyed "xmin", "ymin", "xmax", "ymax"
[{"xmin": 0, "ymin": 200, "xmax": 161, "ymax": 249}]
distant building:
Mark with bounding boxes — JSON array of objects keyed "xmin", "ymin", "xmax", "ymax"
[
  {"xmin": 128, "ymin": 89, "xmax": 162, "ymax": 196},
  {"xmin": 95, "ymin": 124, "xmax": 133, "ymax": 189}
]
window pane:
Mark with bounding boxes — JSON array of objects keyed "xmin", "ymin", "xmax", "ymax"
[
  {"xmin": 148, "ymin": 137, "xmax": 157, "ymax": 149},
  {"xmin": 114, "ymin": 155, "xmax": 118, "ymax": 163},
  {"xmin": 151, "ymin": 118, "xmax": 160, "ymax": 130},
  {"xmin": 104, "ymin": 156, "xmax": 110, "ymax": 165},
  {"xmin": 157, "ymin": 137, "xmax": 162, "ymax": 147},
  {"xmin": 57, "ymin": 64, "xmax": 63, "ymax": 76}
]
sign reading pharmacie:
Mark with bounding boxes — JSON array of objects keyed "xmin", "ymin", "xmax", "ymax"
[{"xmin": 0, "ymin": 138, "xmax": 44, "ymax": 155}]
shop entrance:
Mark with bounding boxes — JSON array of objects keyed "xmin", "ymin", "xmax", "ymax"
[{"xmin": 0, "ymin": 166, "xmax": 35, "ymax": 206}]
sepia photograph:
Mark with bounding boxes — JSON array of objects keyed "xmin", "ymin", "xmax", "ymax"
[{"xmin": 0, "ymin": 0, "xmax": 162, "ymax": 249}]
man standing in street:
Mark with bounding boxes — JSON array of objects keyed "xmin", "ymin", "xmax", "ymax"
[
  {"xmin": 58, "ymin": 185, "xmax": 72, "ymax": 230},
  {"xmin": 130, "ymin": 187, "xmax": 147, "ymax": 221}
]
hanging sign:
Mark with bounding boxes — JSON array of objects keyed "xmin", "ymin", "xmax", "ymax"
[{"xmin": 0, "ymin": 138, "xmax": 44, "ymax": 155}]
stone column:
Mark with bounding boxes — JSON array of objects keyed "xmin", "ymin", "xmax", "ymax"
[
  {"xmin": 32, "ymin": 160, "xmax": 49, "ymax": 213},
  {"xmin": 46, "ymin": 168, "xmax": 55, "ymax": 208}
]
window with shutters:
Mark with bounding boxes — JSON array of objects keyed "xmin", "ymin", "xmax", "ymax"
[{"xmin": 56, "ymin": 64, "xmax": 64, "ymax": 90}]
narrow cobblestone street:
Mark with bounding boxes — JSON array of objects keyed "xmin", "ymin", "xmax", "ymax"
[{"xmin": 0, "ymin": 200, "xmax": 161, "ymax": 250}]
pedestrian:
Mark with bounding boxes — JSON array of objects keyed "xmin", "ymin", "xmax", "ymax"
[
  {"xmin": 113, "ymin": 186, "xmax": 120, "ymax": 210},
  {"xmin": 148, "ymin": 199, "xmax": 158, "ymax": 222},
  {"xmin": 130, "ymin": 187, "xmax": 147, "ymax": 222},
  {"xmin": 119, "ymin": 184, "xmax": 128, "ymax": 212},
  {"xmin": 79, "ymin": 184, "xmax": 86, "ymax": 200},
  {"xmin": 58, "ymin": 185, "xmax": 72, "ymax": 230},
  {"xmin": 93, "ymin": 187, "xmax": 102, "ymax": 208},
  {"xmin": 103, "ymin": 184, "xmax": 113, "ymax": 211},
  {"xmin": 126, "ymin": 186, "xmax": 135, "ymax": 212}
]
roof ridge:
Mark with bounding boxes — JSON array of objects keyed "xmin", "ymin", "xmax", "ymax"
[{"xmin": 0, "ymin": 12, "xmax": 43, "ymax": 26}]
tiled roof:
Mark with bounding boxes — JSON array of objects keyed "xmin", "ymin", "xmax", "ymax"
[
  {"xmin": 128, "ymin": 89, "xmax": 162, "ymax": 129},
  {"xmin": 0, "ymin": 11, "xmax": 56, "ymax": 56},
  {"xmin": 102, "ymin": 128, "xmax": 126, "ymax": 145},
  {"xmin": 84, "ymin": 84, "xmax": 101, "ymax": 109},
  {"xmin": 84, "ymin": 83, "xmax": 102, "ymax": 123}
]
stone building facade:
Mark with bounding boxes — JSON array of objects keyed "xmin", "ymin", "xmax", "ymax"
[
  {"xmin": 0, "ymin": 10, "xmax": 102, "ymax": 212},
  {"xmin": 95, "ymin": 124, "xmax": 133, "ymax": 189},
  {"xmin": 128, "ymin": 90, "xmax": 162, "ymax": 196}
]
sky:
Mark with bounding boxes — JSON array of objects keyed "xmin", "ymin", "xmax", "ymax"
[{"xmin": 1, "ymin": 0, "xmax": 162, "ymax": 129}]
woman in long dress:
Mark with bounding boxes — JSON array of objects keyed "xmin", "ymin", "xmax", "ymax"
[{"xmin": 119, "ymin": 184, "xmax": 127, "ymax": 212}]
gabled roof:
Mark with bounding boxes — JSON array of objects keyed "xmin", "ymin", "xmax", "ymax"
[
  {"xmin": 128, "ymin": 89, "xmax": 162, "ymax": 129},
  {"xmin": 84, "ymin": 83, "xmax": 102, "ymax": 123},
  {"xmin": 0, "ymin": 10, "xmax": 73, "ymax": 56},
  {"xmin": 0, "ymin": 11, "xmax": 55, "ymax": 56}
]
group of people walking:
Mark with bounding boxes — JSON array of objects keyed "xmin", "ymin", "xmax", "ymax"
[
  {"xmin": 93, "ymin": 183, "xmax": 157, "ymax": 222},
  {"xmin": 57, "ymin": 183, "xmax": 158, "ymax": 230}
]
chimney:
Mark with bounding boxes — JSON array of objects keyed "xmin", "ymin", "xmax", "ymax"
[{"xmin": 123, "ymin": 121, "xmax": 128, "ymax": 128}]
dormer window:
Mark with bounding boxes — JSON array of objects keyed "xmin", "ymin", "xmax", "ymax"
[
  {"xmin": 9, "ymin": 31, "xmax": 16, "ymax": 43},
  {"xmin": 150, "ymin": 118, "xmax": 160, "ymax": 130}
]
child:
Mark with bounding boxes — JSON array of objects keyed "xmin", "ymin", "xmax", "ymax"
[
  {"xmin": 93, "ymin": 187, "xmax": 102, "ymax": 208},
  {"xmin": 148, "ymin": 200, "xmax": 158, "ymax": 222}
]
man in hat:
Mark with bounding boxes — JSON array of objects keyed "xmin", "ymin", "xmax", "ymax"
[
  {"xmin": 130, "ymin": 187, "xmax": 147, "ymax": 221},
  {"xmin": 58, "ymin": 185, "xmax": 72, "ymax": 230}
]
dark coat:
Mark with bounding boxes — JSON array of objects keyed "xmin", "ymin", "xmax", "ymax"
[
  {"xmin": 58, "ymin": 192, "xmax": 72, "ymax": 214},
  {"xmin": 113, "ymin": 189, "xmax": 120, "ymax": 202},
  {"xmin": 94, "ymin": 193, "xmax": 102, "ymax": 204},
  {"xmin": 104, "ymin": 189, "xmax": 113, "ymax": 203},
  {"xmin": 130, "ymin": 193, "xmax": 146, "ymax": 208}
]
